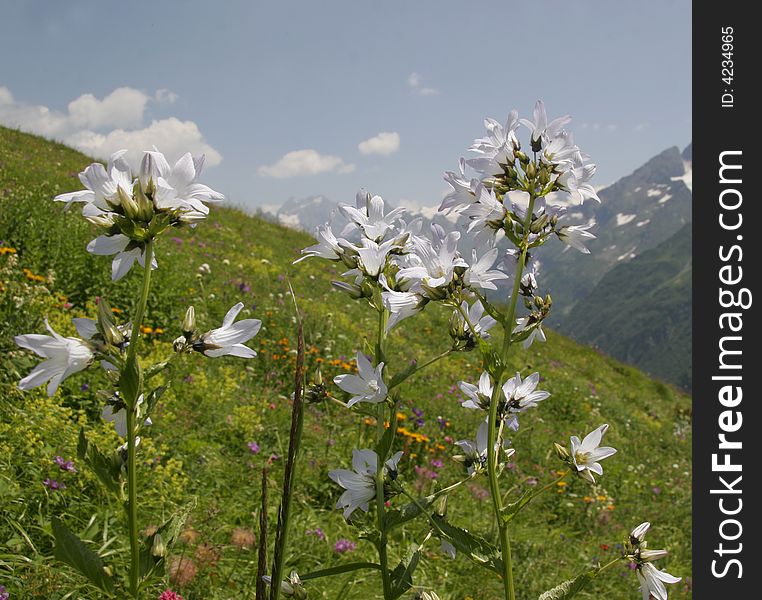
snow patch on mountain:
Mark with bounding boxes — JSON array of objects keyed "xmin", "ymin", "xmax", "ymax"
[{"xmin": 616, "ymin": 213, "xmax": 637, "ymax": 226}]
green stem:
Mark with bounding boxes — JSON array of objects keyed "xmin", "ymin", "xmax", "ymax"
[
  {"xmin": 373, "ymin": 307, "xmax": 393, "ymax": 600},
  {"xmin": 126, "ymin": 240, "xmax": 153, "ymax": 598},
  {"xmin": 486, "ymin": 191, "xmax": 538, "ymax": 600},
  {"xmin": 389, "ymin": 349, "xmax": 453, "ymax": 391}
]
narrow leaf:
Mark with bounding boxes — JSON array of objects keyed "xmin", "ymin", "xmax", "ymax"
[
  {"xmin": 431, "ymin": 515, "xmax": 503, "ymax": 574},
  {"xmin": 52, "ymin": 517, "xmax": 114, "ymax": 593},
  {"xmin": 538, "ymin": 569, "xmax": 598, "ymax": 600},
  {"xmin": 390, "ymin": 543, "xmax": 422, "ymax": 599}
]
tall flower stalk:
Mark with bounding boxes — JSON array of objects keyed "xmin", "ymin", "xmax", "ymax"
[
  {"xmin": 294, "ymin": 100, "xmax": 681, "ymax": 600},
  {"xmin": 15, "ymin": 149, "xmax": 261, "ymax": 598}
]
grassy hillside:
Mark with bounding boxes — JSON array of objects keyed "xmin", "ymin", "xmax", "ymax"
[
  {"xmin": 562, "ymin": 224, "xmax": 692, "ymax": 390},
  {"xmin": 0, "ymin": 126, "xmax": 692, "ymax": 599}
]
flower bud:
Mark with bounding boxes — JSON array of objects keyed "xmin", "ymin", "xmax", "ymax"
[
  {"xmin": 97, "ymin": 298, "xmax": 124, "ymax": 347},
  {"xmin": 538, "ymin": 167, "xmax": 551, "ymax": 185},
  {"xmin": 331, "ymin": 280, "xmax": 364, "ymax": 299},
  {"xmin": 151, "ymin": 533, "xmax": 166, "ymax": 557},
  {"xmin": 554, "ymin": 442, "xmax": 571, "ymax": 462},
  {"xmin": 314, "ymin": 367, "xmax": 323, "ymax": 386},
  {"xmin": 526, "ymin": 161, "xmax": 537, "ymax": 179},
  {"xmin": 639, "ymin": 549, "xmax": 669, "ymax": 563},
  {"xmin": 182, "ymin": 306, "xmax": 196, "ymax": 339},
  {"xmin": 133, "ymin": 181, "xmax": 155, "ymax": 222},
  {"xmin": 117, "ymin": 186, "xmax": 141, "ymax": 220},
  {"xmin": 434, "ymin": 494, "xmax": 448, "ymax": 517},
  {"xmin": 530, "ymin": 214, "xmax": 549, "ymax": 234}
]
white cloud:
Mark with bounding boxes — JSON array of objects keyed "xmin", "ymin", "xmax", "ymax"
[
  {"xmin": 67, "ymin": 87, "xmax": 149, "ymax": 129},
  {"xmin": 0, "ymin": 85, "xmax": 221, "ymax": 168},
  {"xmin": 257, "ymin": 149, "xmax": 355, "ymax": 178},
  {"xmin": 68, "ymin": 117, "xmax": 222, "ymax": 168},
  {"xmin": 407, "ymin": 72, "xmax": 438, "ymax": 96},
  {"xmin": 358, "ymin": 131, "xmax": 400, "ymax": 156}
]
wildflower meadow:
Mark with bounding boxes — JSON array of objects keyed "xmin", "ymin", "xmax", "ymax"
[{"xmin": 0, "ymin": 102, "xmax": 692, "ymax": 600}]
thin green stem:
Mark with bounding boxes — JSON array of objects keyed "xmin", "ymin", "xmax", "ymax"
[
  {"xmin": 484, "ymin": 190, "xmax": 538, "ymax": 600},
  {"xmin": 374, "ymin": 306, "xmax": 393, "ymax": 599},
  {"xmin": 126, "ymin": 239, "xmax": 153, "ymax": 598},
  {"xmin": 389, "ymin": 348, "xmax": 453, "ymax": 390}
]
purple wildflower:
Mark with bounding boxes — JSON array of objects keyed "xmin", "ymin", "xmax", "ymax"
[
  {"xmin": 306, "ymin": 528, "xmax": 326, "ymax": 541},
  {"xmin": 54, "ymin": 456, "xmax": 77, "ymax": 473},
  {"xmin": 334, "ymin": 539, "xmax": 356, "ymax": 554},
  {"xmin": 170, "ymin": 237, "xmax": 184, "ymax": 245},
  {"xmin": 247, "ymin": 442, "xmax": 261, "ymax": 454},
  {"xmin": 430, "ymin": 459, "xmax": 443, "ymax": 469},
  {"xmin": 43, "ymin": 479, "xmax": 65, "ymax": 491},
  {"xmin": 80, "ymin": 383, "xmax": 89, "ymax": 391},
  {"xmin": 0, "ymin": 585, "xmax": 8, "ymax": 600},
  {"xmin": 436, "ymin": 416, "xmax": 447, "ymax": 430}
]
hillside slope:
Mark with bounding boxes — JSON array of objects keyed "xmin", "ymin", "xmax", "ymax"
[
  {"xmin": 0, "ymin": 126, "xmax": 692, "ymax": 599},
  {"xmin": 563, "ymin": 223, "xmax": 692, "ymax": 389}
]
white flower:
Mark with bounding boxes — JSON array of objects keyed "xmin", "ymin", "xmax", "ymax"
[
  {"xmin": 339, "ymin": 191, "xmax": 406, "ymax": 242},
  {"xmin": 459, "ymin": 371, "xmax": 494, "ymax": 410},
  {"xmin": 570, "ymin": 424, "xmax": 617, "ymax": 483},
  {"xmin": 196, "ymin": 302, "xmax": 261, "ymax": 358},
  {"xmin": 558, "ymin": 163, "xmax": 600, "ymax": 204},
  {"xmin": 514, "ymin": 316, "xmax": 547, "ymax": 348},
  {"xmin": 139, "ymin": 150, "xmax": 224, "ymax": 218},
  {"xmin": 380, "ymin": 276, "xmax": 425, "ymax": 331},
  {"xmin": 464, "ymin": 248, "xmax": 509, "ymax": 291},
  {"xmin": 440, "ymin": 158, "xmax": 476, "ymax": 213},
  {"xmin": 263, "ymin": 571, "xmax": 307, "ymax": 598},
  {"xmin": 556, "ymin": 223, "xmax": 596, "ymax": 254},
  {"xmin": 54, "ymin": 150, "xmax": 133, "ymax": 211},
  {"xmin": 418, "ymin": 591, "xmax": 442, "ymax": 600},
  {"xmin": 520, "ymin": 99, "xmax": 571, "ymax": 150},
  {"xmin": 15, "ymin": 320, "xmax": 94, "ymax": 396},
  {"xmin": 636, "ymin": 562, "xmax": 681, "ymax": 600},
  {"xmin": 86, "ymin": 234, "xmax": 158, "ymax": 281},
  {"xmin": 461, "ymin": 183, "xmax": 507, "ymax": 247},
  {"xmin": 101, "ymin": 394, "xmax": 147, "ymax": 438},
  {"xmin": 295, "ymin": 222, "xmax": 347, "ymax": 263},
  {"xmin": 501, "ymin": 371, "xmax": 550, "ymax": 429},
  {"xmin": 630, "ymin": 522, "xmax": 651, "ymax": 544},
  {"xmin": 454, "ymin": 300, "xmax": 497, "ymax": 341},
  {"xmin": 397, "ymin": 232, "xmax": 467, "ymax": 298},
  {"xmin": 354, "ymin": 238, "xmax": 395, "ymax": 278},
  {"xmin": 328, "ymin": 449, "xmax": 403, "ymax": 518},
  {"xmin": 454, "ymin": 420, "xmax": 489, "ymax": 475},
  {"xmin": 455, "ymin": 420, "xmax": 514, "ymax": 475},
  {"xmin": 334, "ymin": 352, "xmax": 387, "ymax": 407},
  {"xmin": 466, "ymin": 112, "xmax": 520, "ymax": 177}
]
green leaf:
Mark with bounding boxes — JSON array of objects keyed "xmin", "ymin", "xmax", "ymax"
[
  {"xmin": 537, "ymin": 570, "xmax": 598, "ymax": 600},
  {"xmin": 432, "ymin": 515, "xmax": 503, "ymax": 574},
  {"xmin": 374, "ymin": 421, "xmax": 396, "ymax": 462},
  {"xmin": 77, "ymin": 429, "xmax": 121, "ymax": 496},
  {"xmin": 119, "ymin": 354, "xmax": 143, "ymax": 406},
  {"xmin": 389, "ymin": 543, "xmax": 421, "ymax": 599},
  {"xmin": 139, "ymin": 497, "xmax": 197, "ymax": 580},
  {"xmin": 144, "ymin": 384, "xmax": 169, "ymax": 418},
  {"xmin": 384, "ymin": 493, "xmax": 437, "ymax": 532},
  {"xmin": 501, "ymin": 490, "xmax": 532, "ymax": 525},
  {"xmin": 52, "ymin": 517, "xmax": 114, "ymax": 593},
  {"xmin": 388, "ymin": 361, "xmax": 417, "ymax": 389}
]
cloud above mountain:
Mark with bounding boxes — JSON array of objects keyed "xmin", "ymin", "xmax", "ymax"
[{"xmin": 0, "ymin": 85, "xmax": 222, "ymax": 168}]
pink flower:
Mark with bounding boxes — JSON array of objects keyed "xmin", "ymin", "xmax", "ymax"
[{"xmin": 159, "ymin": 590, "xmax": 184, "ymax": 600}]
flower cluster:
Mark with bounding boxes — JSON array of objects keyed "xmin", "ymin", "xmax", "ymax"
[
  {"xmin": 293, "ymin": 100, "xmax": 678, "ymax": 600},
  {"xmin": 55, "ymin": 150, "xmax": 223, "ymax": 280}
]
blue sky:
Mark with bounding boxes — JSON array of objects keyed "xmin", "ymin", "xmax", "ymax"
[{"xmin": 0, "ymin": 0, "xmax": 691, "ymax": 214}]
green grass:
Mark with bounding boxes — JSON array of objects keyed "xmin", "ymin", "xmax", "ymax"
[{"xmin": 0, "ymin": 126, "xmax": 692, "ymax": 599}]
